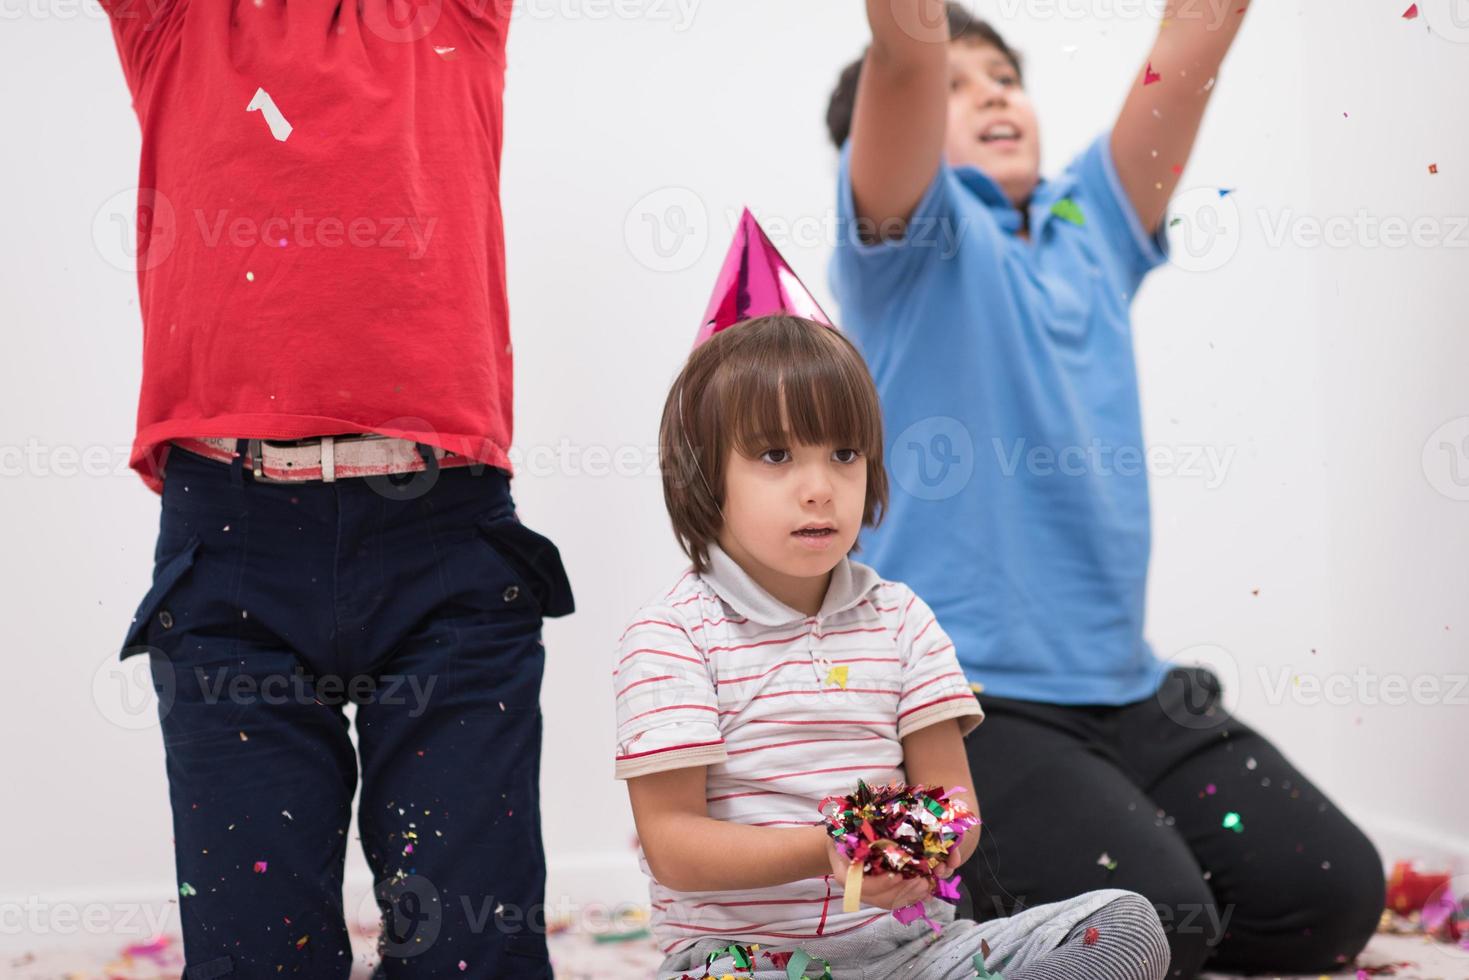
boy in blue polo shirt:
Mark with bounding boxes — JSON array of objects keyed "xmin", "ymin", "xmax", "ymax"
[{"xmin": 825, "ymin": 3, "xmax": 1385, "ymax": 978}]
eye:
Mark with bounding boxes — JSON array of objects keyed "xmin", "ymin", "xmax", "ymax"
[
  {"xmin": 759, "ymin": 449, "xmax": 790, "ymax": 465},
  {"xmin": 994, "ymin": 74, "xmax": 1017, "ymax": 88},
  {"xmin": 833, "ymin": 448, "xmax": 862, "ymax": 464}
]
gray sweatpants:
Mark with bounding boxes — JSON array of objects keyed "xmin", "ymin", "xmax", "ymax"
[{"xmin": 658, "ymin": 888, "xmax": 1167, "ymax": 980}]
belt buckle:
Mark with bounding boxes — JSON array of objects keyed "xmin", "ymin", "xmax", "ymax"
[
  {"xmin": 249, "ymin": 436, "xmax": 341, "ymax": 484},
  {"xmin": 248, "ymin": 433, "xmax": 394, "ymax": 484},
  {"xmin": 248, "ymin": 438, "xmax": 286, "ymax": 483}
]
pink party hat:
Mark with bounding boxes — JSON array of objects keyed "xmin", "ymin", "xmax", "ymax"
[{"xmin": 694, "ymin": 208, "xmax": 834, "ymax": 346}]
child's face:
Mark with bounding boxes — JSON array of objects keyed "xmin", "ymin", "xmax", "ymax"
[
  {"xmin": 716, "ymin": 439, "xmax": 867, "ymax": 586},
  {"xmin": 944, "ymin": 40, "xmax": 1041, "ymax": 210}
]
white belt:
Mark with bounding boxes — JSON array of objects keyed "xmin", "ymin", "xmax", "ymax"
[{"xmin": 170, "ymin": 434, "xmax": 472, "ymax": 484}]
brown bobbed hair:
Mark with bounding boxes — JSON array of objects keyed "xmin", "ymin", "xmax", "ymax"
[{"xmin": 659, "ymin": 315, "xmax": 889, "ymax": 573}]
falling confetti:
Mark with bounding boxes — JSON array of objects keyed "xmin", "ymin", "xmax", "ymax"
[
  {"xmin": 253, "ymin": 861, "xmax": 268, "ymax": 873},
  {"xmin": 1144, "ymin": 62, "xmax": 1162, "ymax": 85},
  {"xmin": 179, "ymin": 882, "xmax": 196, "ymax": 897},
  {"xmin": 825, "ymin": 665, "xmax": 849, "ymax": 689},
  {"xmin": 1222, "ymin": 811, "xmax": 1244, "ymax": 833},
  {"xmin": 1050, "ymin": 198, "xmax": 1086, "ymax": 227},
  {"xmin": 245, "ymin": 87, "xmax": 293, "ymax": 142}
]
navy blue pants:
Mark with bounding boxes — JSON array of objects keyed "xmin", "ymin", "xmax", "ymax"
[{"xmin": 119, "ymin": 442, "xmax": 574, "ymax": 978}]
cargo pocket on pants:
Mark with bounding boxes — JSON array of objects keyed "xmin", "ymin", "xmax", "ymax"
[
  {"xmin": 120, "ymin": 533, "xmax": 202, "ymax": 660},
  {"xmin": 473, "ymin": 516, "xmax": 575, "ymax": 619}
]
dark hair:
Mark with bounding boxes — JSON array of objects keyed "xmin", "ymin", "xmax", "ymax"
[
  {"xmin": 825, "ymin": 3, "xmax": 1024, "ymax": 150},
  {"xmin": 659, "ymin": 315, "xmax": 889, "ymax": 573}
]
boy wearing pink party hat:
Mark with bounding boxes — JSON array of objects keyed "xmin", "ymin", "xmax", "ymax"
[{"xmin": 609, "ymin": 220, "xmax": 1170, "ymax": 979}]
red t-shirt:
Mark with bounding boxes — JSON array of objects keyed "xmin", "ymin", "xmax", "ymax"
[{"xmin": 102, "ymin": 0, "xmax": 515, "ymax": 494}]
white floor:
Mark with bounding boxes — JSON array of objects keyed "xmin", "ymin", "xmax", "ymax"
[{"xmin": 3, "ymin": 918, "xmax": 1466, "ymax": 979}]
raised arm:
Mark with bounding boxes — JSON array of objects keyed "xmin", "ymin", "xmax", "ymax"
[
  {"xmin": 849, "ymin": 0, "xmax": 951, "ymax": 238},
  {"xmin": 1111, "ymin": 0, "xmax": 1252, "ymax": 235}
]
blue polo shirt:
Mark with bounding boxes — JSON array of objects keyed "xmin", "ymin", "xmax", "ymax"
[{"xmin": 830, "ymin": 130, "xmax": 1173, "ymax": 705}]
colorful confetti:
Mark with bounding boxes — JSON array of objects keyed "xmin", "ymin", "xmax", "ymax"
[{"xmin": 820, "ymin": 780, "xmax": 979, "ymax": 927}]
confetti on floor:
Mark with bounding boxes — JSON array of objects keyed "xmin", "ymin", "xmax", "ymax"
[{"xmin": 2, "ymin": 917, "xmax": 1466, "ymax": 979}]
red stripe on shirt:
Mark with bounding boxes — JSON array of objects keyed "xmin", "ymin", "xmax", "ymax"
[
  {"xmin": 752, "ymin": 763, "xmax": 898, "ymax": 783},
  {"xmin": 725, "ymin": 733, "xmax": 885, "ymax": 756},
  {"xmin": 716, "ymin": 688, "xmax": 899, "ymax": 715},
  {"xmin": 624, "ymin": 702, "xmax": 718, "ymax": 724},
  {"xmin": 616, "ymin": 646, "xmax": 705, "ymax": 669},
  {"xmin": 897, "ymin": 692, "xmax": 976, "ymax": 721},
  {"xmin": 615, "ymin": 739, "xmax": 725, "ymax": 762},
  {"xmin": 616, "ymin": 674, "xmax": 675, "ymax": 698},
  {"xmin": 902, "ymin": 670, "xmax": 965, "ymax": 699},
  {"xmin": 718, "ymin": 656, "xmax": 900, "ymax": 685}
]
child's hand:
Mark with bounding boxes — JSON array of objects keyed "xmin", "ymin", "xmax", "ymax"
[
  {"xmin": 824, "ymin": 838, "xmax": 932, "ymax": 911},
  {"xmin": 934, "ymin": 841, "xmax": 967, "ymax": 880}
]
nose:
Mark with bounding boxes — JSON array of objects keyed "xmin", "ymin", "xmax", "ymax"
[
  {"xmin": 974, "ymin": 77, "xmax": 1009, "ymax": 111},
  {"xmin": 801, "ymin": 463, "xmax": 834, "ymax": 506}
]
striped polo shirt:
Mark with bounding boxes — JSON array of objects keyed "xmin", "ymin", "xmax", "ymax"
[{"xmin": 612, "ymin": 542, "xmax": 985, "ymax": 956}]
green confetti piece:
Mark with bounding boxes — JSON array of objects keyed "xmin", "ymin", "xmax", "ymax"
[
  {"xmin": 973, "ymin": 950, "xmax": 1005, "ymax": 978},
  {"xmin": 1222, "ymin": 811, "xmax": 1244, "ymax": 833},
  {"xmin": 1050, "ymin": 197, "xmax": 1086, "ymax": 227},
  {"xmin": 785, "ymin": 948, "xmax": 832, "ymax": 980},
  {"xmin": 179, "ymin": 882, "xmax": 196, "ymax": 897}
]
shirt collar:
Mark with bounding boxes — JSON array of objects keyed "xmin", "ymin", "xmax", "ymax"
[
  {"xmin": 953, "ymin": 163, "xmax": 1075, "ymax": 238},
  {"xmin": 700, "ymin": 542, "xmax": 882, "ymax": 627}
]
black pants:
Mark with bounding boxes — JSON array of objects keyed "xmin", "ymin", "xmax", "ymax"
[
  {"xmin": 955, "ymin": 668, "xmax": 1385, "ymax": 979},
  {"xmin": 120, "ymin": 444, "xmax": 574, "ymax": 978}
]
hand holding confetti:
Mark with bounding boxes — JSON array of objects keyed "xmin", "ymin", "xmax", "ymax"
[{"xmin": 819, "ymin": 780, "xmax": 980, "ymax": 930}]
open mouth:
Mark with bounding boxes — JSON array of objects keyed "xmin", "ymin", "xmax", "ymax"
[
  {"xmin": 793, "ymin": 528, "xmax": 836, "ymax": 539},
  {"xmin": 979, "ymin": 123, "xmax": 1021, "ymax": 144}
]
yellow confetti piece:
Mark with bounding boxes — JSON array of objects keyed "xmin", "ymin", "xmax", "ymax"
[
  {"xmin": 826, "ymin": 665, "xmax": 848, "ymax": 689},
  {"xmin": 843, "ymin": 860, "xmax": 863, "ymax": 913}
]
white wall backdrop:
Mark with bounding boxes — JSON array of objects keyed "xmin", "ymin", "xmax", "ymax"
[{"xmin": 2, "ymin": 0, "xmax": 1466, "ymax": 943}]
